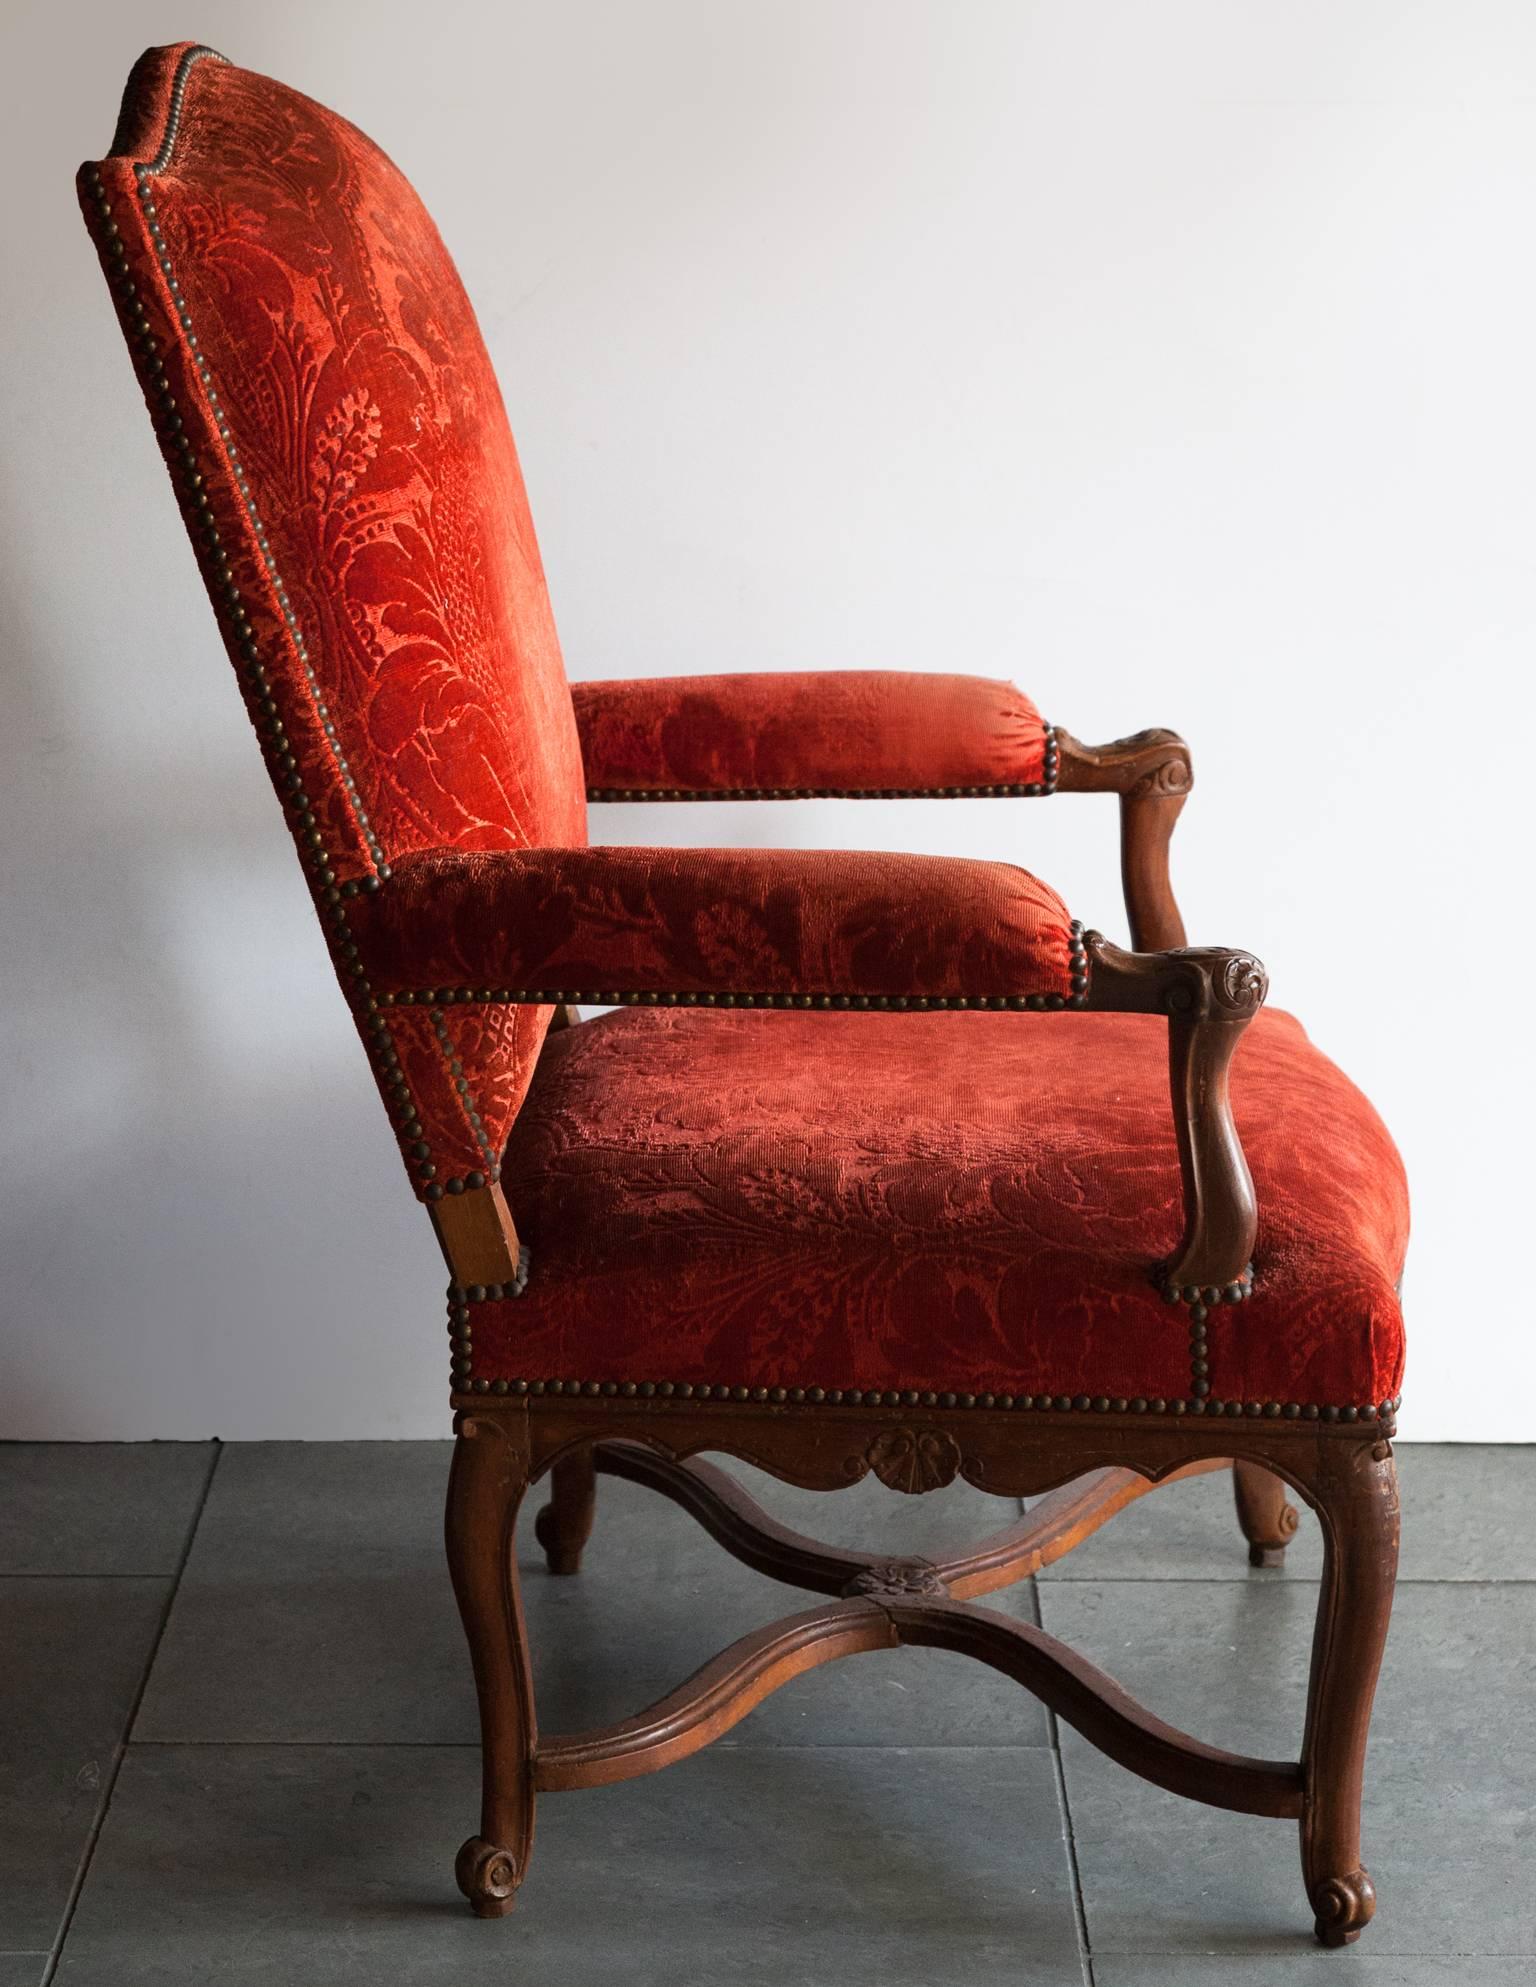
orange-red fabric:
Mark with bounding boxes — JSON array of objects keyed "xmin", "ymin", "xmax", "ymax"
[
  {"xmin": 354, "ymin": 846, "xmax": 1080, "ymax": 1003},
  {"xmin": 79, "ymin": 44, "xmax": 1411, "ymax": 1435},
  {"xmin": 79, "ymin": 45, "xmax": 585, "ymax": 1196},
  {"xmin": 468, "ymin": 1006, "xmax": 1408, "ymax": 1413},
  {"xmin": 574, "ymin": 672, "xmax": 1051, "ymax": 794}
]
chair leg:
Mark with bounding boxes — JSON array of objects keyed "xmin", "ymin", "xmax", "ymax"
[
  {"xmin": 534, "ymin": 1448, "xmax": 598, "ymax": 1575},
  {"xmin": 446, "ymin": 1413, "xmax": 537, "ymax": 1918},
  {"xmin": 1299, "ymin": 1438, "xmax": 1400, "ymax": 1947},
  {"xmin": 1232, "ymin": 1460, "xmax": 1300, "ymax": 1567}
]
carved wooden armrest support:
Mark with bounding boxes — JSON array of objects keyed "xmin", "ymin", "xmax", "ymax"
[
  {"xmin": 1053, "ymin": 727, "xmax": 1193, "ymax": 799},
  {"xmin": 1055, "ymin": 730, "xmax": 1194, "ymax": 953},
  {"xmin": 1082, "ymin": 932, "xmax": 1267, "ymax": 1294}
]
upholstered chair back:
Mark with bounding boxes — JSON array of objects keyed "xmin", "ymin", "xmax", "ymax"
[{"xmin": 81, "ymin": 45, "xmax": 587, "ymax": 1210}]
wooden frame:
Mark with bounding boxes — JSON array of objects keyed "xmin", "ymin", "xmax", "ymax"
[
  {"xmin": 434, "ymin": 731, "xmax": 1400, "ymax": 1949},
  {"xmin": 441, "ymin": 1398, "xmax": 1390, "ymax": 1939},
  {"xmin": 448, "ymin": 1404, "xmax": 1395, "ymax": 1946}
]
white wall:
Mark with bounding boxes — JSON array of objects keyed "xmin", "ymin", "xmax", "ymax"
[{"xmin": 2, "ymin": 0, "xmax": 1531, "ymax": 1439}]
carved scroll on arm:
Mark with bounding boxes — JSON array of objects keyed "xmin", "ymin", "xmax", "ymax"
[
  {"xmin": 1082, "ymin": 933, "xmax": 1267, "ymax": 1293},
  {"xmin": 1054, "ymin": 728, "xmax": 1194, "ymax": 952}
]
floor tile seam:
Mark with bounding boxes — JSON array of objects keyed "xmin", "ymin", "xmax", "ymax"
[
  {"xmin": 1023, "ymin": 1579, "xmax": 1095, "ymax": 1983},
  {"xmin": 39, "ymin": 1442, "xmax": 223, "ymax": 1987},
  {"xmin": 0, "ymin": 1572, "xmax": 193, "ymax": 1581},
  {"xmin": 1090, "ymin": 1947, "xmax": 1536, "ymax": 1959},
  {"xmin": 124, "ymin": 1741, "xmax": 1060, "ymax": 1753},
  {"xmin": 656, "ymin": 1737, "xmax": 1062, "ymax": 1754},
  {"xmin": 1037, "ymin": 1575, "xmax": 1534, "ymax": 1587},
  {"xmin": 1045, "ymin": 1713, "xmax": 1096, "ymax": 1981},
  {"xmin": 123, "ymin": 1736, "xmax": 1069, "ymax": 1755}
]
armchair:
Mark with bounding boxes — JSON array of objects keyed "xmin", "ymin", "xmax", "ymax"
[{"xmin": 80, "ymin": 44, "xmax": 1407, "ymax": 1952}]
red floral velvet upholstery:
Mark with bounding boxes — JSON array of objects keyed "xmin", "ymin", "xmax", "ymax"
[
  {"xmin": 466, "ymin": 1007, "xmax": 1407, "ymax": 1415},
  {"xmin": 574, "ymin": 672, "xmax": 1054, "ymax": 797},
  {"xmin": 79, "ymin": 45, "xmax": 586, "ymax": 1195},
  {"xmin": 353, "ymin": 846, "xmax": 1082, "ymax": 1006},
  {"xmin": 82, "ymin": 49, "xmax": 1409, "ymax": 1435}
]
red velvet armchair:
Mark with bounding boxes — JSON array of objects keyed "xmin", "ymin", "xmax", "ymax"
[{"xmin": 80, "ymin": 45, "xmax": 1407, "ymax": 1950}]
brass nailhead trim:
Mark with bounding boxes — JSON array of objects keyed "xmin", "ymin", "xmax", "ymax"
[
  {"xmin": 125, "ymin": 50, "xmax": 387, "ymax": 881},
  {"xmin": 390, "ymin": 987, "xmax": 1083, "ymax": 1013},
  {"xmin": 389, "ymin": 926, "xmax": 1090, "ymax": 1016},
  {"xmin": 446, "ymin": 1288, "xmax": 1400, "ymax": 1428},
  {"xmin": 449, "ymin": 1288, "xmax": 1399, "ymax": 1429},
  {"xmin": 447, "ymin": 1258, "xmax": 532, "ymax": 1382},
  {"xmin": 588, "ymin": 728, "xmax": 1063, "ymax": 804},
  {"xmin": 88, "ymin": 50, "xmax": 482, "ymax": 1200},
  {"xmin": 1158, "ymin": 1266, "xmax": 1256, "ymax": 1403},
  {"xmin": 1156, "ymin": 1270, "xmax": 1398, "ymax": 1428},
  {"xmin": 427, "ymin": 1005, "xmax": 497, "ymax": 1186},
  {"xmin": 141, "ymin": 43, "xmax": 226, "ymax": 171},
  {"xmin": 425, "ymin": 1169, "xmax": 501, "ymax": 1201},
  {"xmin": 449, "ymin": 1255, "xmax": 1398, "ymax": 1430},
  {"xmin": 474, "ymin": 1382, "xmax": 1398, "ymax": 1428},
  {"xmin": 589, "ymin": 781, "xmax": 1055, "ymax": 802}
]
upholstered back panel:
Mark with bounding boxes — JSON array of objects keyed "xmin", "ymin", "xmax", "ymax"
[{"xmin": 80, "ymin": 44, "xmax": 587, "ymax": 1198}]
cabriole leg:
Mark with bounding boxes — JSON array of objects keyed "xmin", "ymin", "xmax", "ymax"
[
  {"xmin": 446, "ymin": 1410, "xmax": 537, "ymax": 1918},
  {"xmin": 535, "ymin": 1447, "xmax": 598, "ymax": 1575},
  {"xmin": 1232, "ymin": 1460, "xmax": 1300, "ymax": 1567},
  {"xmin": 1300, "ymin": 1438, "xmax": 1399, "ymax": 1947}
]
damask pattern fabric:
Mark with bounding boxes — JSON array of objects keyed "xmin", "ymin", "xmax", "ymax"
[
  {"xmin": 81, "ymin": 45, "xmax": 587, "ymax": 1194},
  {"xmin": 574, "ymin": 672, "xmax": 1051, "ymax": 794},
  {"xmin": 470, "ymin": 1006, "xmax": 1408, "ymax": 1412},
  {"xmin": 353, "ymin": 845, "xmax": 1081, "ymax": 1002}
]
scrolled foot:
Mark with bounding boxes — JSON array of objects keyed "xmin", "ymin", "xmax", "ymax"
[
  {"xmin": 1310, "ymin": 1866, "xmax": 1376, "ymax": 1947},
  {"xmin": 1233, "ymin": 1462, "xmax": 1300, "ymax": 1569},
  {"xmin": 1248, "ymin": 1503, "xmax": 1299, "ymax": 1569},
  {"xmin": 456, "ymin": 1835, "xmax": 521, "ymax": 1919}
]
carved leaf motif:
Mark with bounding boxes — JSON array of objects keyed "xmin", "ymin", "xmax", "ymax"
[
  {"xmin": 865, "ymin": 1426, "xmax": 962, "ymax": 1495},
  {"xmin": 844, "ymin": 1558, "xmax": 949, "ymax": 1598},
  {"xmin": 1217, "ymin": 954, "xmax": 1269, "ymax": 1013}
]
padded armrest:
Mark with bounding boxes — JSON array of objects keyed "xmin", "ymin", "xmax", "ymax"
[
  {"xmin": 352, "ymin": 845, "xmax": 1084, "ymax": 1008},
  {"xmin": 351, "ymin": 853, "xmax": 1262, "ymax": 1299},
  {"xmin": 573, "ymin": 672, "xmax": 1055, "ymax": 799}
]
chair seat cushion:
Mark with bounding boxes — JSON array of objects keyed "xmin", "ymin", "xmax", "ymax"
[{"xmin": 462, "ymin": 1006, "xmax": 1407, "ymax": 1419}]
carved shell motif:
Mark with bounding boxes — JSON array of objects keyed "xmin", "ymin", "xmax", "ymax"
[{"xmin": 864, "ymin": 1426, "xmax": 963, "ymax": 1495}]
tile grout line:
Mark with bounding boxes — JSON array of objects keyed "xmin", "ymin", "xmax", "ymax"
[
  {"xmin": 0, "ymin": 1572, "xmax": 214, "ymax": 1581},
  {"xmin": 117, "ymin": 1739, "xmax": 1098, "ymax": 1757},
  {"xmin": 1027, "ymin": 1573, "xmax": 1097, "ymax": 1987},
  {"xmin": 9, "ymin": 1571, "xmax": 1526, "ymax": 1583},
  {"xmin": 125, "ymin": 1738, "xmax": 1062, "ymax": 1749},
  {"xmin": 16, "ymin": 1572, "xmax": 1527, "ymax": 1584},
  {"xmin": 1037, "ymin": 1575, "xmax": 1534, "ymax": 1587},
  {"xmin": 40, "ymin": 1440, "xmax": 223, "ymax": 1987}
]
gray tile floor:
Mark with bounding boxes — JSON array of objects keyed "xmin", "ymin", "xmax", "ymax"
[{"xmin": 0, "ymin": 1442, "xmax": 1529, "ymax": 1984}]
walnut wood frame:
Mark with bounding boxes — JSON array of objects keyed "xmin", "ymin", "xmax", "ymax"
[
  {"xmin": 448, "ymin": 1401, "xmax": 1396, "ymax": 1947},
  {"xmin": 1053, "ymin": 726, "xmax": 1194, "ymax": 953},
  {"xmin": 435, "ymin": 725, "xmax": 1397, "ymax": 1949}
]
